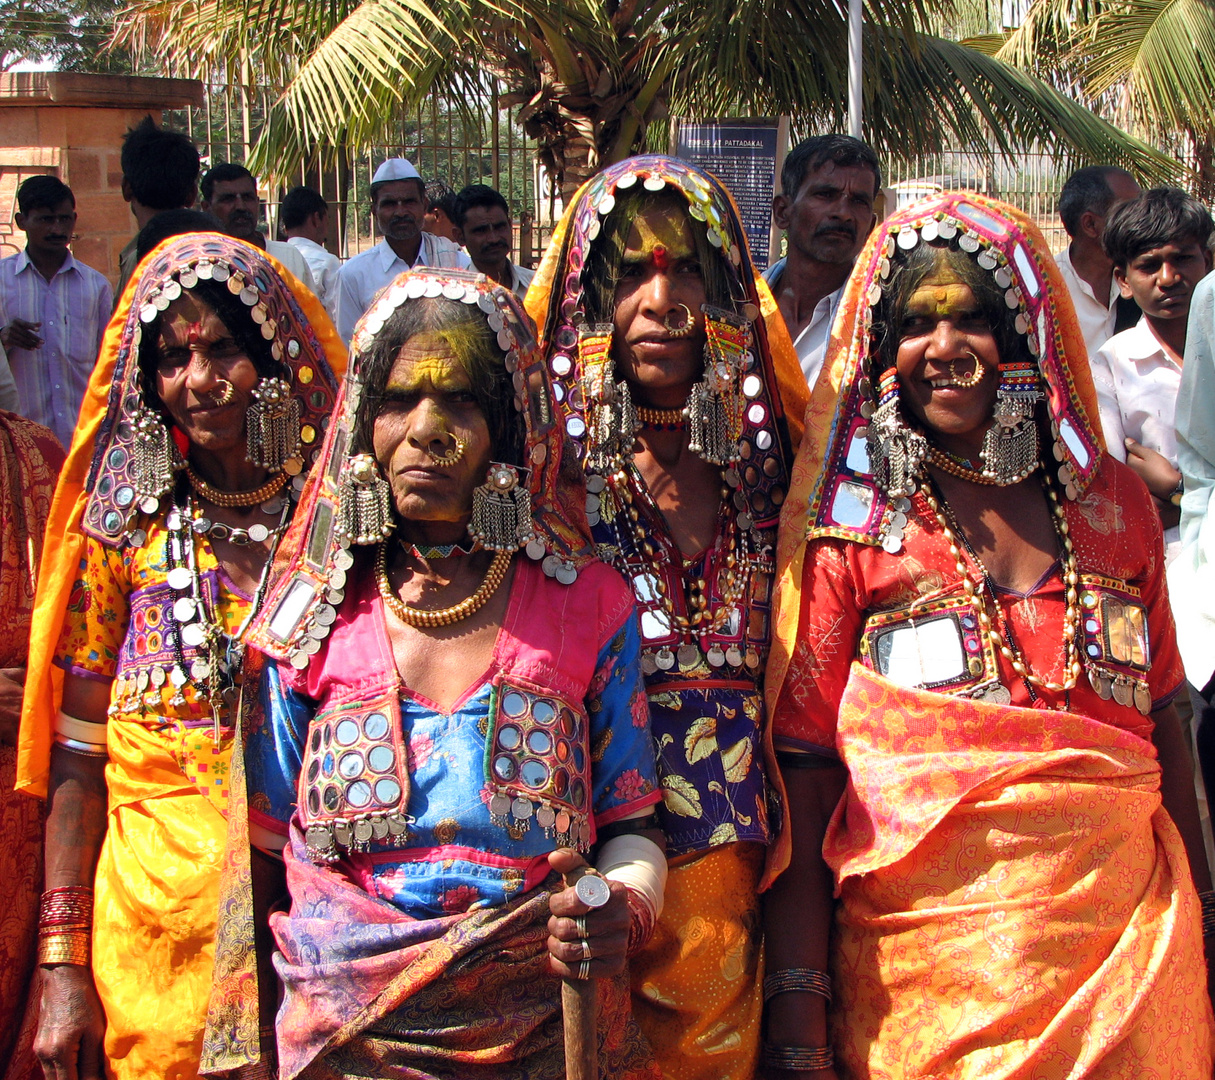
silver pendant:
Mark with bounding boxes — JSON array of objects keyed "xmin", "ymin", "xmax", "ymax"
[{"xmin": 654, "ymin": 647, "xmax": 675, "ymax": 671}]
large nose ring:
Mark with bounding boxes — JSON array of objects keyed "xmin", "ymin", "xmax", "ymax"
[
  {"xmin": 948, "ymin": 351, "xmax": 984, "ymax": 388},
  {"xmin": 427, "ymin": 436, "xmax": 466, "ymax": 467},
  {"xmin": 212, "ymin": 378, "xmax": 235, "ymax": 406},
  {"xmin": 663, "ymin": 303, "xmax": 695, "ymax": 339}
]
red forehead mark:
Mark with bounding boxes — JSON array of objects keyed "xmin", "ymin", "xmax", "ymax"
[
  {"xmin": 186, "ymin": 322, "xmax": 204, "ymax": 345},
  {"xmin": 651, "ymin": 244, "xmax": 669, "ymax": 271}
]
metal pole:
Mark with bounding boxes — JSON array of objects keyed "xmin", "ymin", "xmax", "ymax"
[{"xmin": 847, "ymin": 0, "xmax": 863, "ymax": 139}]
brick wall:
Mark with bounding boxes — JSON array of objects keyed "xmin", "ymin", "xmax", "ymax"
[{"xmin": 0, "ymin": 74, "xmax": 204, "ymax": 287}]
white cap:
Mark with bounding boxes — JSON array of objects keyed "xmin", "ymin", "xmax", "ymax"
[{"xmin": 372, "ymin": 158, "xmax": 422, "ymax": 185}]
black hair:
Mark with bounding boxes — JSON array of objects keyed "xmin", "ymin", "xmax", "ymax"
[
  {"xmin": 871, "ymin": 240, "xmax": 1031, "ymax": 382},
  {"xmin": 201, "ymin": 163, "xmax": 255, "ymax": 203},
  {"xmin": 280, "ymin": 186, "xmax": 328, "ymax": 229},
  {"xmin": 353, "ymin": 297, "xmax": 523, "ymax": 468},
  {"xmin": 135, "ymin": 209, "xmax": 222, "ymax": 261},
  {"xmin": 1057, "ymin": 166, "xmax": 1135, "ymax": 238},
  {"xmin": 136, "ymin": 278, "xmax": 283, "ymax": 411},
  {"xmin": 121, "ymin": 116, "xmax": 200, "ymax": 211},
  {"xmin": 425, "ymin": 180, "xmax": 455, "ymax": 215},
  {"xmin": 452, "ymin": 183, "xmax": 510, "ymax": 228},
  {"xmin": 1102, "ymin": 187, "xmax": 1215, "ymax": 269},
  {"xmin": 17, "ymin": 175, "xmax": 74, "ymax": 215},
  {"xmin": 781, "ymin": 135, "xmax": 882, "ymax": 201},
  {"xmin": 580, "ymin": 188, "xmax": 738, "ymax": 326},
  {"xmin": 370, "ymin": 176, "xmax": 426, "ymax": 206}
]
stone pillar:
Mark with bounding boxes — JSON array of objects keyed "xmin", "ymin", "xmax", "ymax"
[{"xmin": 0, "ymin": 73, "xmax": 204, "ymax": 285}]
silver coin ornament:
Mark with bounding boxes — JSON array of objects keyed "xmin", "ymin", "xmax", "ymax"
[{"xmin": 574, "ymin": 873, "xmax": 612, "ymax": 909}]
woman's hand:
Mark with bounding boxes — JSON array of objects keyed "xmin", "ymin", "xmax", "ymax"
[
  {"xmin": 546, "ymin": 848, "xmax": 631, "ymax": 979},
  {"xmin": 0, "ymin": 666, "xmax": 25, "ymax": 746},
  {"xmin": 34, "ymin": 963, "xmax": 106, "ymax": 1080}
]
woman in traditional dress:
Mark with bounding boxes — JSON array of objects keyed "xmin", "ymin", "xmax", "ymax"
[
  {"xmin": 242, "ymin": 266, "xmax": 666, "ymax": 1079},
  {"xmin": 761, "ymin": 191, "xmax": 1214, "ymax": 1078},
  {"xmin": 17, "ymin": 233, "xmax": 343, "ymax": 1079},
  {"xmin": 0, "ymin": 413, "xmax": 64, "ymax": 1079},
  {"xmin": 525, "ymin": 154, "xmax": 808, "ymax": 1079}
]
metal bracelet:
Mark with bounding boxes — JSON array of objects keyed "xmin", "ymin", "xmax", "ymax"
[
  {"xmin": 762, "ymin": 966, "xmax": 833, "ymax": 1003},
  {"xmin": 53, "ymin": 733, "xmax": 109, "ymax": 758},
  {"xmin": 761, "ymin": 1044, "xmax": 834, "ymax": 1071}
]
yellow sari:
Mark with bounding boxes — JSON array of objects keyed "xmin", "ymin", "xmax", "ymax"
[{"xmin": 17, "ymin": 234, "xmax": 345, "ymax": 1078}]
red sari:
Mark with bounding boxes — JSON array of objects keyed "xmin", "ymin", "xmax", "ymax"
[{"xmin": 0, "ymin": 413, "xmax": 64, "ymax": 1077}]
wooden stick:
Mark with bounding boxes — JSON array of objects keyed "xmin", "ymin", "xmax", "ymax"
[{"xmin": 562, "ymin": 975, "xmax": 598, "ymax": 1080}]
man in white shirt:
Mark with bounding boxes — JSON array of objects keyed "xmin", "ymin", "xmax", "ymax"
[
  {"xmin": 281, "ymin": 185, "xmax": 341, "ymax": 320},
  {"xmin": 200, "ymin": 163, "xmax": 320, "ymax": 298},
  {"xmin": 764, "ymin": 135, "xmax": 880, "ymax": 389},
  {"xmin": 1090, "ymin": 187, "xmax": 1214, "ymax": 558},
  {"xmin": 452, "ymin": 184, "xmax": 534, "ymax": 300},
  {"xmin": 1054, "ymin": 166, "xmax": 1141, "ymax": 360},
  {"xmin": 335, "ymin": 158, "xmax": 471, "ymax": 341}
]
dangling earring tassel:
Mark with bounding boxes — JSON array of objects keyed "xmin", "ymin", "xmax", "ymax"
[
  {"xmin": 131, "ymin": 404, "xmax": 180, "ymax": 505},
  {"xmin": 689, "ymin": 306, "xmax": 749, "ymax": 465},
  {"xmin": 337, "ymin": 454, "xmax": 394, "ymax": 545},
  {"xmin": 865, "ymin": 367, "xmax": 927, "ymax": 498},
  {"xmin": 469, "ymin": 463, "xmax": 534, "ymax": 552},
  {"xmin": 246, "ymin": 376, "xmax": 302, "ymax": 473},
  {"xmin": 980, "ymin": 360, "xmax": 1042, "ymax": 485},
  {"xmin": 579, "ymin": 323, "xmax": 637, "ymax": 472}
]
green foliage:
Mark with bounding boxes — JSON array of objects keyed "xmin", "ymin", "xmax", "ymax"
[{"xmin": 0, "ymin": 0, "xmax": 145, "ymax": 73}]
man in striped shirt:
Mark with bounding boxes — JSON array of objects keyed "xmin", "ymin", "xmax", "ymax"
[{"xmin": 0, "ymin": 175, "xmax": 111, "ymax": 448}]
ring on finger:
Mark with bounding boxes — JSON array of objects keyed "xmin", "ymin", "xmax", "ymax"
[
  {"xmin": 578, "ymin": 958, "xmax": 592, "ymax": 980},
  {"xmin": 580, "ymin": 938, "xmax": 592, "ymax": 960},
  {"xmin": 574, "ymin": 915, "xmax": 588, "ymax": 937}
]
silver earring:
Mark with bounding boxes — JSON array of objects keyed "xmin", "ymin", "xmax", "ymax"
[
  {"xmin": 131, "ymin": 404, "xmax": 180, "ymax": 505},
  {"xmin": 687, "ymin": 306, "xmax": 748, "ymax": 466},
  {"xmin": 980, "ymin": 360, "xmax": 1042, "ymax": 485},
  {"xmin": 469, "ymin": 463, "xmax": 534, "ymax": 552},
  {"xmin": 246, "ymin": 376, "xmax": 301, "ymax": 473},
  {"xmin": 578, "ymin": 324, "xmax": 637, "ymax": 473},
  {"xmin": 866, "ymin": 366, "xmax": 927, "ymax": 498},
  {"xmin": 337, "ymin": 454, "xmax": 394, "ymax": 545}
]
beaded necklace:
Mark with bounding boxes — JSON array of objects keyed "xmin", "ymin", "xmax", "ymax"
[
  {"xmin": 599, "ymin": 464, "xmax": 763, "ymax": 674},
  {"xmin": 164, "ymin": 493, "xmax": 291, "ymax": 737},
  {"xmin": 185, "ymin": 464, "xmax": 290, "ymax": 507},
  {"xmin": 926, "ymin": 447, "xmax": 1001, "ymax": 486},
  {"xmin": 636, "ymin": 405, "xmax": 687, "ymax": 429},
  {"xmin": 376, "ymin": 543, "xmax": 512, "ymax": 628},
  {"xmin": 920, "ymin": 471, "xmax": 1082, "ymax": 696}
]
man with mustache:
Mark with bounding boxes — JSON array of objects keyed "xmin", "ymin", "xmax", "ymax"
[
  {"xmin": 334, "ymin": 157, "xmax": 470, "ymax": 341},
  {"xmin": 764, "ymin": 134, "xmax": 881, "ymax": 388},
  {"xmin": 199, "ymin": 163, "xmax": 319, "ymax": 300},
  {"xmin": 453, "ymin": 183, "xmax": 534, "ymax": 300},
  {"xmin": 0, "ymin": 175, "xmax": 111, "ymax": 447}
]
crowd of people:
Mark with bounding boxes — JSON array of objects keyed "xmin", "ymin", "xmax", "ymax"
[{"xmin": 1, "ymin": 113, "xmax": 1214, "ymax": 1080}]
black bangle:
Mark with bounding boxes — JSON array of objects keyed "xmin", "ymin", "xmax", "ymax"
[
  {"xmin": 775, "ymin": 748, "xmax": 839, "ymax": 770},
  {"xmin": 763, "ymin": 966, "xmax": 833, "ymax": 1003},
  {"xmin": 596, "ymin": 813, "xmax": 661, "ymax": 843},
  {"xmin": 1199, "ymin": 889, "xmax": 1215, "ymax": 938},
  {"xmin": 762, "ymin": 1044, "xmax": 834, "ymax": 1071}
]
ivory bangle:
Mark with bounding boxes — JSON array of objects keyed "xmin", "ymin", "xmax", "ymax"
[
  {"xmin": 54, "ymin": 710, "xmax": 108, "ymax": 747},
  {"xmin": 596, "ymin": 833, "xmax": 667, "ymax": 919}
]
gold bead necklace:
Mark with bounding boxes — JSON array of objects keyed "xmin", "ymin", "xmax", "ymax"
[
  {"xmin": 636, "ymin": 405, "xmax": 687, "ymax": 427},
  {"xmin": 376, "ymin": 542, "xmax": 511, "ymax": 628},
  {"xmin": 921, "ymin": 473, "xmax": 1082, "ymax": 694},
  {"xmin": 186, "ymin": 464, "xmax": 290, "ymax": 508},
  {"xmin": 926, "ymin": 447, "xmax": 1001, "ymax": 485}
]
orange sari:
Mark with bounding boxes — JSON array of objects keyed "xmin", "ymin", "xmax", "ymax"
[{"xmin": 0, "ymin": 413, "xmax": 64, "ymax": 1078}]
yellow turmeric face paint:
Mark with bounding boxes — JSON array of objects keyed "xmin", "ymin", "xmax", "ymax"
[
  {"xmin": 386, "ymin": 335, "xmax": 470, "ymax": 393},
  {"xmin": 904, "ymin": 281, "xmax": 977, "ymax": 320},
  {"xmin": 622, "ymin": 205, "xmax": 696, "ymax": 271}
]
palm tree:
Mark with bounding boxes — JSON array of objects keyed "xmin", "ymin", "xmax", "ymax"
[
  {"xmin": 976, "ymin": 0, "xmax": 1215, "ymax": 196},
  {"xmin": 113, "ymin": 0, "xmax": 1181, "ymax": 199}
]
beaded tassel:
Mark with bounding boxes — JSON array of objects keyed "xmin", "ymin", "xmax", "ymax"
[
  {"xmin": 579, "ymin": 324, "xmax": 637, "ymax": 472},
  {"xmin": 131, "ymin": 404, "xmax": 179, "ymax": 502},
  {"xmin": 246, "ymin": 376, "xmax": 301, "ymax": 472},
  {"xmin": 469, "ymin": 463, "xmax": 534, "ymax": 552},
  {"xmin": 688, "ymin": 306, "xmax": 749, "ymax": 465},
  {"xmin": 980, "ymin": 360, "xmax": 1042, "ymax": 485},
  {"xmin": 866, "ymin": 367, "xmax": 926, "ymax": 498},
  {"xmin": 337, "ymin": 454, "xmax": 394, "ymax": 545}
]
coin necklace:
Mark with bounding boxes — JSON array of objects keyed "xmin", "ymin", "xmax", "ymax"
[
  {"xmin": 164, "ymin": 493, "xmax": 292, "ymax": 738},
  {"xmin": 921, "ymin": 472, "xmax": 1082, "ymax": 696},
  {"xmin": 376, "ymin": 542, "xmax": 512, "ymax": 628}
]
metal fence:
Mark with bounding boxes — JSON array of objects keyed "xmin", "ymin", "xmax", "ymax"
[
  {"xmin": 164, "ymin": 81, "xmax": 558, "ymax": 267},
  {"xmin": 167, "ymin": 82, "xmax": 1077, "ymax": 269}
]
